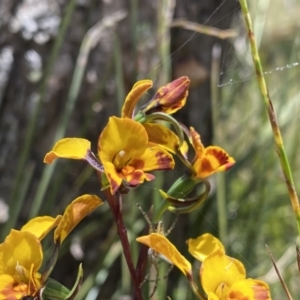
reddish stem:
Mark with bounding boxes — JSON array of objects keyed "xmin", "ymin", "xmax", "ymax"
[{"xmin": 100, "ymin": 175, "xmax": 142, "ymax": 300}]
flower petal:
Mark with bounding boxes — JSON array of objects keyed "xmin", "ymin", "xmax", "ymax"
[
  {"xmin": 102, "ymin": 162, "xmax": 123, "ymax": 194},
  {"xmin": 0, "ymin": 230, "xmax": 43, "ymax": 279},
  {"xmin": 54, "ymin": 194, "xmax": 103, "ymax": 244},
  {"xmin": 44, "ymin": 138, "xmax": 91, "ymax": 164},
  {"xmin": 144, "ymin": 123, "xmax": 180, "ymax": 153},
  {"xmin": 121, "ymin": 80, "xmax": 153, "ymax": 118},
  {"xmin": 121, "ymin": 167, "xmax": 155, "ymax": 187},
  {"xmin": 190, "ymin": 126, "xmax": 204, "ymax": 155},
  {"xmin": 136, "ymin": 233, "xmax": 192, "ymax": 276},
  {"xmin": 200, "ymin": 248, "xmax": 246, "ymax": 296},
  {"xmin": 193, "ymin": 146, "xmax": 235, "ymax": 178},
  {"xmin": 99, "ymin": 117, "xmax": 148, "ymax": 156},
  {"xmin": 140, "ymin": 146, "xmax": 175, "ymax": 171},
  {"xmin": 21, "ymin": 215, "xmax": 62, "ymax": 241},
  {"xmin": 118, "ymin": 146, "xmax": 174, "ymax": 187},
  {"xmin": 226, "ymin": 279, "xmax": 272, "ymax": 300},
  {"xmin": 0, "ymin": 274, "xmax": 28, "ymax": 300},
  {"xmin": 99, "ymin": 117, "xmax": 149, "ymax": 194},
  {"xmin": 187, "ymin": 233, "xmax": 225, "ymax": 262}
]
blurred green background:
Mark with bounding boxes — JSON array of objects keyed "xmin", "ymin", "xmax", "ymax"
[{"xmin": 0, "ymin": 0, "xmax": 299, "ymax": 299}]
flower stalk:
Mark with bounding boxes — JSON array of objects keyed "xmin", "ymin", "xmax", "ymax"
[
  {"xmin": 99, "ymin": 173, "xmax": 142, "ymax": 300},
  {"xmin": 239, "ymin": 0, "xmax": 300, "ymax": 236}
]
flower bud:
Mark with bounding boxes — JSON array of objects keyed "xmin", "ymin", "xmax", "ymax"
[{"xmin": 141, "ymin": 76, "xmax": 190, "ymax": 115}]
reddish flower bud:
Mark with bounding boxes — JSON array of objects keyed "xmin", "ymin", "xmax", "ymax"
[{"xmin": 141, "ymin": 76, "xmax": 190, "ymax": 115}]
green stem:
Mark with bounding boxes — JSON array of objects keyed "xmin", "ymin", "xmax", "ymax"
[{"xmin": 239, "ymin": 0, "xmax": 300, "ymax": 236}]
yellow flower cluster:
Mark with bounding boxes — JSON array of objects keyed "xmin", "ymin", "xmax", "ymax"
[
  {"xmin": 137, "ymin": 233, "xmax": 271, "ymax": 300},
  {"xmin": 2, "ymin": 77, "xmax": 271, "ymax": 299},
  {"xmin": 0, "ymin": 195, "xmax": 102, "ymax": 299}
]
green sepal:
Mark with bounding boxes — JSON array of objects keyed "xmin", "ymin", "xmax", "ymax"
[
  {"xmin": 164, "ymin": 180, "xmax": 210, "ymax": 214},
  {"xmin": 153, "ymin": 175, "xmax": 201, "ymax": 221},
  {"xmin": 41, "ymin": 264, "xmax": 83, "ymax": 300},
  {"xmin": 159, "ymin": 189, "xmax": 205, "ymax": 207},
  {"xmin": 41, "ymin": 278, "xmax": 71, "ymax": 300}
]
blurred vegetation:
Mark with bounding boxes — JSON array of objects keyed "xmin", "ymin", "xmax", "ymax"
[{"xmin": 0, "ymin": 0, "xmax": 300, "ymax": 299}]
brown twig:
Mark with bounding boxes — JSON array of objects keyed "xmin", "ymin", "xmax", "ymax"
[
  {"xmin": 265, "ymin": 244, "xmax": 293, "ymax": 300},
  {"xmin": 171, "ymin": 19, "xmax": 237, "ymax": 39}
]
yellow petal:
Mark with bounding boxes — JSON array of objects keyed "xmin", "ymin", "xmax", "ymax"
[
  {"xmin": 99, "ymin": 117, "xmax": 148, "ymax": 194},
  {"xmin": 139, "ymin": 146, "xmax": 175, "ymax": 171},
  {"xmin": 0, "ymin": 274, "xmax": 28, "ymax": 299},
  {"xmin": 21, "ymin": 215, "xmax": 62, "ymax": 241},
  {"xmin": 187, "ymin": 233, "xmax": 225, "ymax": 262},
  {"xmin": 190, "ymin": 127, "xmax": 204, "ymax": 155},
  {"xmin": 99, "ymin": 117, "xmax": 148, "ymax": 157},
  {"xmin": 193, "ymin": 146, "xmax": 235, "ymax": 178},
  {"xmin": 226, "ymin": 279, "xmax": 272, "ymax": 300},
  {"xmin": 121, "ymin": 80, "xmax": 153, "ymax": 118},
  {"xmin": 101, "ymin": 162, "xmax": 123, "ymax": 194},
  {"xmin": 54, "ymin": 194, "xmax": 103, "ymax": 244},
  {"xmin": 0, "ymin": 230, "xmax": 42, "ymax": 278},
  {"xmin": 144, "ymin": 123, "xmax": 180, "ymax": 153},
  {"xmin": 136, "ymin": 233, "xmax": 192, "ymax": 276},
  {"xmin": 200, "ymin": 249, "xmax": 246, "ymax": 296},
  {"xmin": 119, "ymin": 145, "xmax": 174, "ymax": 188},
  {"xmin": 28, "ymin": 263, "xmax": 42, "ymax": 295},
  {"xmin": 44, "ymin": 138, "xmax": 91, "ymax": 164},
  {"xmin": 120, "ymin": 166, "xmax": 155, "ymax": 187}
]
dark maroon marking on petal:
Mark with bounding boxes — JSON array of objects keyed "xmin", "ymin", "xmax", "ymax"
[
  {"xmin": 200, "ymin": 158, "xmax": 214, "ymax": 173},
  {"xmin": 131, "ymin": 159, "xmax": 145, "ymax": 169},
  {"xmin": 210, "ymin": 148, "xmax": 230, "ymax": 165},
  {"xmin": 155, "ymin": 151, "xmax": 174, "ymax": 170},
  {"xmin": 126, "ymin": 170, "xmax": 145, "ymax": 186}
]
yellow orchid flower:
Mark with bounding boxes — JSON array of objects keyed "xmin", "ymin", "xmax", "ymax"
[
  {"xmin": 44, "ymin": 117, "xmax": 174, "ymax": 195},
  {"xmin": 200, "ymin": 248, "xmax": 271, "ymax": 300},
  {"xmin": 99, "ymin": 117, "xmax": 174, "ymax": 194},
  {"xmin": 190, "ymin": 127, "xmax": 235, "ymax": 178},
  {"xmin": 0, "ymin": 195, "xmax": 102, "ymax": 299},
  {"xmin": 0, "ymin": 230, "xmax": 43, "ymax": 299},
  {"xmin": 187, "ymin": 235, "xmax": 271, "ymax": 300},
  {"xmin": 137, "ymin": 233, "xmax": 272, "ymax": 300}
]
